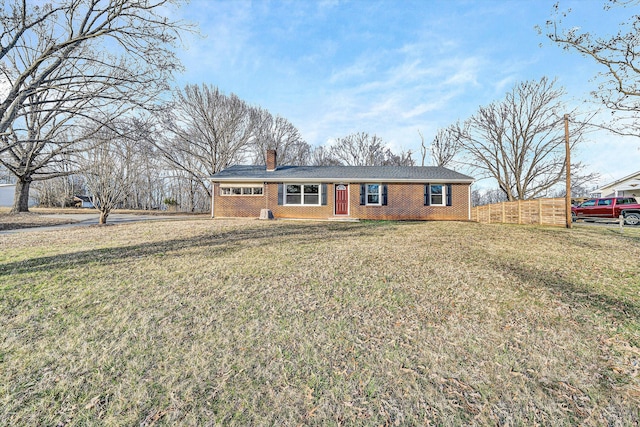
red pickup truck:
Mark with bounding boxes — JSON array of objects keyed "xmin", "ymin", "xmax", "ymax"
[{"xmin": 572, "ymin": 197, "xmax": 640, "ymax": 225}]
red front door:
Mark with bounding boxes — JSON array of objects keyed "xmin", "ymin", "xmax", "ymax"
[{"xmin": 335, "ymin": 184, "xmax": 348, "ymax": 215}]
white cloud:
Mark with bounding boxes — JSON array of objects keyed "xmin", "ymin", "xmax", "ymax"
[
  {"xmin": 402, "ymin": 101, "xmax": 447, "ymax": 119},
  {"xmin": 329, "ymin": 55, "xmax": 378, "ymax": 84},
  {"xmin": 442, "ymin": 57, "xmax": 482, "ymax": 87}
]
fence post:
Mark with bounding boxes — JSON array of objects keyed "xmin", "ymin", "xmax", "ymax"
[
  {"xmin": 539, "ymin": 199, "xmax": 543, "ymax": 225},
  {"xmin": 502, "ymin": 202, "xmax": 505, "ymax": 223},
  {"xmin": 518, "ymin": 200, "xmax": 522, "ymax": 224}
]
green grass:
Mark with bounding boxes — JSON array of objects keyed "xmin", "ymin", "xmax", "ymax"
[{"xmin": 1, "ymin": 219, "xmax": 639, "ymax": 425}]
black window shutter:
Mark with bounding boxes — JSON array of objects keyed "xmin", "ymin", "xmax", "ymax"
[
  {"xmin": 360, "ymin": 184, "xmax": 366, "ymax": 205},
  {"xmin": 321, "ymin": 184, "xmax": 327, "ymax": 205},
  {"xmin": 382, "ymin": 184, "xmax": 388, "ymax": 206},
  {"xmin": 277, "ymin": 184, "xmax": 283, "ymax": 205},
  {"xmin": 424, "ymin": 183, "xmax": 431, "ymax": 206},
  {"xmin": 446, "ymin": 184, "xmax": 452, "ymax": 206}
]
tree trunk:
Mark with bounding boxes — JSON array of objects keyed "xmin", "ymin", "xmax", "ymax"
[
  {"xmin": 99, "ymin": 209, "xmax": 109, "ymax": 224},
  {"xmin": 11, "ymin": 177, "xmax": 32, "ymax": 213}
]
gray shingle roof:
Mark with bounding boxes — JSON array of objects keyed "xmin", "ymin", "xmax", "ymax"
[{"xmin": 211, "ymin": 165, "xmax": 474, "ymax": 183}]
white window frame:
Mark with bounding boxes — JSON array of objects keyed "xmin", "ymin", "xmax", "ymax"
[
  {"xmin": 284, "ymin": 183, "xmax": 321, "ymax": 206},
  {"xmin": 220, "ymin": 184, "xmax": 264, "ymax": 196},
  {"xmin": 430, "ymin": 184, "xmax": 446, "ymax": 206},
  {"xmin": 366, "ymin": 184, "xmax": 382, "ymax": 206}
]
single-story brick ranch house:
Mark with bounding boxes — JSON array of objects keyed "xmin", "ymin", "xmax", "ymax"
[{"xmin": 210, "ymin": 150, "xmax": 474, "ymax": 220}]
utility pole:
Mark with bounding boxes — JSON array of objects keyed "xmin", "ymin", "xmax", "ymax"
[{"xmin": 564, "ymin": 114, "xmax": 572, "ymax": 229}]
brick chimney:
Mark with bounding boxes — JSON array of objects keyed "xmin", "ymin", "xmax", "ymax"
[{"xmin": 266, "ymin": 149, "xmax": 277, "ymax": 171}]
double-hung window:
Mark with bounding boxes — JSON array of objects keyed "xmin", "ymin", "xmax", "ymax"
[
  {"xmin": 424, "ymin": 183, "xmax": 452, "ymax": 206},
  {"xmin": 366, "ymin": 184, "xmax": 381, "ymax": 205},
  {"xmin": 430, "ymin": 184, "xmax": 444, "ymax": 206},
  {"xmin": 284, "ymin": 184, "xmax": 320, "ymax": 205},
  {"xmin": 359, "ymin": 184, "xmax": 387, "ymax": 206}
]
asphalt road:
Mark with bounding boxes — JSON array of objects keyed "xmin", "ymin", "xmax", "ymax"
[
  {"xmin": 0, "ymin": 213, "xmax": 198, "ymax": 234},
  {"xmin": 574, "ymin": 218, "xmax": 636, "ymax": 228}
]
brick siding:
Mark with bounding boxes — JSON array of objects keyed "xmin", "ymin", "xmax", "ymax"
[
  {"xmin": 212, "ymin": 183, "xmax": 266, "ymax": 218},
  {"xmin": 266, "ymin": 183, "xmax": 334, "ymax": 219},
  {"xmin": 349, "ymin": 183, "xmax": 469, "ymax": 220},
  {"xmin": 212, "ymin": 182, "xmax": 470, "ymax": 220}
]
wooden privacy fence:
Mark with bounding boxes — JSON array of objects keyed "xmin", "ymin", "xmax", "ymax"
[{"xmin": 471, "ymin": 198, "xmax": 566, "ymax": 227}]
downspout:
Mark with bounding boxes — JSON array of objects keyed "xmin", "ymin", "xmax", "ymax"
[
  {"xmin": 264, "ymin": 182, "xmax": 268, "ymax": 210},
  {"xmin": 468, "ymin": 182, "xmax": 472, "ymax": 221}
]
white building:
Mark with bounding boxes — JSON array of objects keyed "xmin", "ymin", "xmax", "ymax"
[
  {"xmin": 592, "ymin": 171, "xmax": 640, "ymax": 198},
  {"xmin": 0, "ymin": 184, "xmax": 39, "ymax": 208},
  {"xmin": 0, "ymin": 184, "xmax": 14, "ymax": 207}
]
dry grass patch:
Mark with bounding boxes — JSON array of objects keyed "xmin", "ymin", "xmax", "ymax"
[
  {"xmin": 1, "ymin": 219, "xmax": 639, "ymax": 425},
  {"xmin": 0, "ymin": 208, "xmax": 81, "ymax": 230},
  {"xmin": 0, "ymin": 207, "xmax": 205, "ymax": 231}
]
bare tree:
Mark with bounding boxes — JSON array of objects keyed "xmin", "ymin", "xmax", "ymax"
[
  {"xmin": 326, "ymin": 132, "xmax": 415, "ymax": 166},
  {"xmin": 382, "ymin": 149, "xmax": 415, "ymax": 166},
  {"xmin": 542, "ymin": 1, "xmax": 640, "ymax": 136},
  {"xmin": 161, "ymin": 170, "xmax": 210, "ymax": 213},
  {"xmin": 456, "ymin": 77, "xmax": 589, "ymax": 201},
  {"xmin": 430, "ymin": 124, "xmax": 461, "ymax": 167},
  {"xmin": 552, "ymin": 163, "xmax": 600, "ymax": 198},
  {"xmin": 31, "ymin": 156, "xmax": 84, "ymax": 208},
  {"xmin": 159, "ymin": 150, "xmax": 211, "ymax": 212},
  {"xmin": 1, "ymin": 83, "xmax": 100, "ymax": 213},
  {"xmin": 0, "ymin": 0, "xmax": 189, "ymax": 148},
  {"xmin": 124, "ymin": 141, "xmax": 166, "ymax": 211},
  {"xmin": 310, "ymin": 145, "xmax": 341, "ymax": 166},
  {"xmin": 329, "ymin": 132, "xmax": 388, "ymax": 166},
  {"xmin": 418, "ymin": 129, "xmax": 428, "ymax": 166},
  {"xmin": 0, "ymin": 0, "xmax": 190, "ymax": 210},
  {"xmin": 79, "ymin": 124, "xmax": 135, "ymax": 224},
  {"xmin": 251, "ymin": 108, "xmax": 311, "ymax": 165},
  {"xmin": 107, "ymin": 117, "xmax": 166, "ymax": 211},
  {"xmin": 471, "ymin": 188, "xmax": 509, "ymax": 206},
  {"xmin": 156, "ymin": 84, "xmax": 256, "ymax": 201}
]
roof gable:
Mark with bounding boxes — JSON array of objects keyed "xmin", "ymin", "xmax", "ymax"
[{"xmin": 597, "ymin": 170, "xmax": 640, "ymax": 190}]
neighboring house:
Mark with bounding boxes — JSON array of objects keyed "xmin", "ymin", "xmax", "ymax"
[
  {"xmin": 0, "ymin": 184, "xmax": 14, "ymax": 207},
  {"xmin": 73, "ymin": 195, "xmax": 95, "ymax": 208},
  {"xmin": 0, "ymin": 184, "xmax": 38, "ymax": 208},
  {"xmin": 209, "ymin": 150, "xmax": 474, "ymax": 221},
  {"xmin": 592, "ymin": 170, "xmax": 640, "ymax": 198}
]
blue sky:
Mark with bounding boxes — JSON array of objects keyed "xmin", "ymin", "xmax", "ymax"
[{"xmin": 174, "ymin": 0, "xmax": 637, "ymax": 189}]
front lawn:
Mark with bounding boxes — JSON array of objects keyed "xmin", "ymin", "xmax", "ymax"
[{"xmin": 1, "ymin": 219, "xmax": 638, "ymax": 425}]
